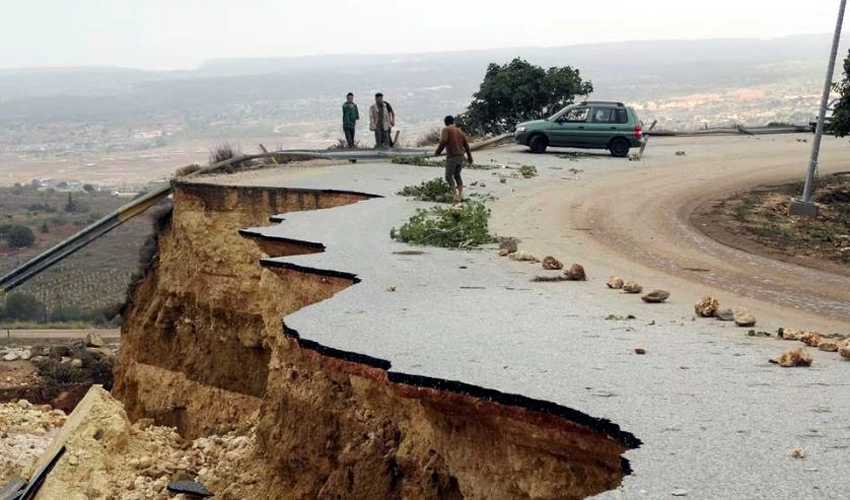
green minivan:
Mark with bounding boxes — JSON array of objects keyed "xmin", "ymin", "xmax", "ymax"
[{"xmin": 513, "ymin": 101, "xmax": 645, "ymax": 157}]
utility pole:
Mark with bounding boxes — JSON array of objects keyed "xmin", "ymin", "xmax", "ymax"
[{"xmin": 790, "ymin": 0, "xmax": 847, "ymax": 216}]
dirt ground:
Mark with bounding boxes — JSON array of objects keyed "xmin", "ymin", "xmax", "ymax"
[
  {"xmin": 486, "ymin": 133, "xmax": 850, "ymax": 334},
  {"xmin": 696, "ymin": 173, "xmax": 850, "ymax": 274}
]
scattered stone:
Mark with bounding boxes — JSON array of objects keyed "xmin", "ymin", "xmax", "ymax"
[
  {"xmin": 770, "ymin": 347, "xmax": 813, "ymax": 367},
  {"xmin": 818, "ymin": 340, "xmax": 840, "ymax": 352},
  {"xmin": 542, "ymin": 256, "xmax": 563, "ymax": 270},
  {"xmin": 792, "ymin": 448, "xmax": 806, "ymax": 459},
  {"xmin": 733, "ymin": 310, "xmax": 756, "ymax": 327},
  {"xmin": 532, "ymin": 275, "xmax": 569, "ymax": 282},
  {"xmin": 715, "ymin": 308, "xmax": 735, "ymax": 321},
  {"xmin": 470, "ymin": 181, "xmax": 478, "ymax": 186},
  {"xmin": 498, "ymin": 249, "xmax": 510, "ymax": 257},
  {"xmin": 479, "ymin": 181, "xmax": 487, "ymax": 188},
  {"xmin": 800, "ymin": 331, "xmax": 822, "ymax": 347},
  {"xmin": 386, "ymin": 285, "xmax": 397, "ymax": 292},
  {"xmin": 641, "ymin": 290, "xmax": 670, "ymax": 303},
  {"xmin": 85, "ymin": 332, "xmax": 105, "ymax": 348},
  {"xmin": 634, "ymin": 348, "xmax": 646, "ymax": 355},
  {"xmin": 622, "ymin": 281, "xmax": 642, "ymax": 294},
  {"xmin": 779, "ymin": 328, "xmax": 801, "ymax": 341},
  {"xmin": 694, "ymin": 296, "xmax": 720, "ymax": 317},
  {"xmin": 68, "ymin": 455, "xmax": 80, "ymax": 466},
  {"xmin": 19, "ymin": 350, "xmax": 32, "ymax": 361},
  {"xmin": 167, "ymin": 480, "xmax": 214, "ymax": 498},
  {"xmin": 564, "ymin": 263, "xmax": 586, "ymax": 281},
  {"xmin": 509, "ymin": 250, "xmax": 539, "ymax": 263},
  {"xmin": 628, "ymin": 152, "xmax": 641, "ymax": 161},
  {"xmin": 498, "ymin": 238, "xmax": 518, "ymax": 254},
  {"xmin": 499, "ymin": 177, "xmax": 507, "ymax": 184},
  {"xmin": 3, "ymin": 352, "xmax": 20, "ymax": 362},
  {"xmin": 606, "ymin": 276, "xmax": 624, "ymax": 289},
  {"xmin": 675, "ymin": 150, "xmax": 686, "ymax": 156},
  {"xmin": 69, "ymin": 339, "xmax": 86, "ymax": 353},
  {"xmin": 71, "ymin": 359, "xmax": 84, "ymax": 368},
  {"xmin": 671, "ymin": 489, "xmax": 689, "ymax": 496},
  {"xmin": 840, "ymin": 341, "xmax": 850, "ymax": 359},
  {"xmin": 86, "ymin": 347, "xmax": 115, "ymax": 359},
  {"xmin": 747, "ymin": 330, "xmax": 772, "ymax": 337}
]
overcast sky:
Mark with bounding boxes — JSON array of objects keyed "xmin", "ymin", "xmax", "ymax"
[{"xmin": 2, "ymin": 0, "xmax": 845, "ymax": 70}]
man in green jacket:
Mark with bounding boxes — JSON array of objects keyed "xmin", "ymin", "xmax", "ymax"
[{"xmin": 342, "ymin": 93, "xmax": 359, "ymax": 148}]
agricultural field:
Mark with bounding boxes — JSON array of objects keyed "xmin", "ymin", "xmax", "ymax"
[{"xmin": 0, "ymin": 184, "xmax": 161, "ymax": 324}]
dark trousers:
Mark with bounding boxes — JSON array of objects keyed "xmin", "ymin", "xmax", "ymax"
[
  {"xmin": 374, "ymin": 128, "xmax": 392, "ymax": 148},
  {"xmin": 343, "ymin": 127, "xmax": 355, "ymax": 148},
  {"xmin": 445, "ymin": 155, "xmax": 464, "ymax": 188}
]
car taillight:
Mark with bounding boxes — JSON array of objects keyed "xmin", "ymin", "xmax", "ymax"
[{"xmin": 634, "ymin": 123, "xmax": 643, "ymax": 140}]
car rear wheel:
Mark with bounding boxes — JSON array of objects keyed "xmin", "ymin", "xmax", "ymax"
[
  {"xmin": 528, "ymin": 134, "xmax": 548, "ymax": 154},
  {"xmin": 609, "ymin": 137, "xmax": 630, "ymax": 158}
]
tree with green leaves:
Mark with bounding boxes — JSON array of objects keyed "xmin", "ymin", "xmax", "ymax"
[
  {"xmin": 63, "ymin": 192, "xmax": 89, "ymax": 214},
  {"xmin": 5, "ymin": 225, "xmax": 35, "ymax": 248},
  {"xmin": 457, "ymin": 58, "xmax": 593, "ymax": 136},
  {"xmin": 1, "ymin": 293, "xmax": 44, "ymax": 321},
  {"xmin": 64, "ymin": 192, "xmax": 79, "ymax": 213},
  {"xmin": 831, "ymin": 50, "xmax": 850, "ymax": 136}
]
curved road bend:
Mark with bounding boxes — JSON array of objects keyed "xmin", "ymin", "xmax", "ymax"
[{"xmin": 487, "ymin": 133, "xmax": 850, "ymax": 333}]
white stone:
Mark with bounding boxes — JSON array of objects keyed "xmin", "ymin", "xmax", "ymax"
[{"xmin": 85, "ymin": 332, "xmax": 105, "ymax": 348}]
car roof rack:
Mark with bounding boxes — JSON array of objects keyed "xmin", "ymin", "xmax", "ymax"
[{"xmin": 578, "ymin": 101, "xmax": 625, "ymax": 107}]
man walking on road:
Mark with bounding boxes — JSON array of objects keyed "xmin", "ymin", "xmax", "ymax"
[
  {"xmin": 342, "ymin": 92, "xmax": 359, "ymax": 148},
  {"xmin": 434, "ymin": 115, "xmax": 473, "ymax": 204},
  {"xmin": 369, "ymin": 92, "xmax": 395, "ymax": 148}
]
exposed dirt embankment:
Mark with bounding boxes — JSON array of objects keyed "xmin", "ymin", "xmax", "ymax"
[
  {"xmin": 114, "ymin": 182, "xmax": 368, "ymax": 437},
  {"xmin": 112, "ymin": 181, "xmax": 638, "ymax": 498}
]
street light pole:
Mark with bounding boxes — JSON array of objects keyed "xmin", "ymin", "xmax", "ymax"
[{"xmin": 790, "ymin": 0, "xmax": 847, "ymax": 216}]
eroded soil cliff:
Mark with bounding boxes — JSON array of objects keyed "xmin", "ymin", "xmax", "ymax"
[{"xmin": 107, "ymin": 180, "xmax": 638, "ymax": 499}]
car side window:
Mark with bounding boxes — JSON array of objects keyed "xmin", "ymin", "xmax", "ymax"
[
  {"xmin": 563, "ymin": 108, "xmax": 589, "ymax": 122},
  {"xmin": 591, "ymin": 108, "xmax": 613, "ymax": 123},
  {"xmin": 590, "ymin": 107, "xmax": 628, "ymax": 123}
]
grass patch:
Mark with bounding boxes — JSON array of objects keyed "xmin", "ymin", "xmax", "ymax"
[
  {"xmin": 327, "ymin": 138, "xmax": 364, "ymax": 149},
  {"xmin": 519, "ymin": 165, "xmax": 538, "ymax": 178},
  {"xmin": 397, "ymin": 178, "xmax": 454, "ymax": 203},
  {"xmin": 32, "ymin": 350, "xmax": 115, "ymax": 389},
  {"xmin": 725, "ymin": 173, "xmax": 850, "ymax": 264},
  {"xmin": 557, "ymin": 152, "xmax": 593, "ymax": 161},
  {"xmin": 415, "ymin": 128, "xmax": 442, "ymax": 147},
  {"xmin": 390, "ymin": 155, "xmax": 498, "ymax": 170},
  {"xmin": 392, "ymin": 201, "xmax": 494, "ymax": 248}
]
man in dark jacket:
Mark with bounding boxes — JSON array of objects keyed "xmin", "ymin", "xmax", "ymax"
[{"xmin": 342, "ymin": 92, "xmax": 360, "ymax": 148}]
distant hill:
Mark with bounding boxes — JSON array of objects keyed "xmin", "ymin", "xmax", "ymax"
[{"xmin": 0, "ymin": 34, "xmax": 847, "ymax": 151}]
